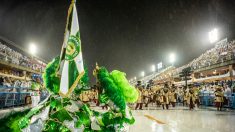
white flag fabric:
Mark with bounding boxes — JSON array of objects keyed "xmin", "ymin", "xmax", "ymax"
[{"xmin": 59, "ymin": 2, "xmax": 84, "ymax": 97}]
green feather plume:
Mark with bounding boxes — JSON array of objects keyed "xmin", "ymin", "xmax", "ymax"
[
  {"xmin": 97, "ymin": 67, "xmax": 126, "ymax": 110},
  {"xmin": 79, "ymin": 64, "xmax": 89, "ymax": 87},
  {"xmin": 0, "ymin": 110, "xmax": 29, "ymax": 132},
  {"xmin": 42, "ymin": 57, "xmax": 60, "ymax": 94},
  {"xmin": 110, "ymin": 70, "xmax": 138, "ymax": 103}
]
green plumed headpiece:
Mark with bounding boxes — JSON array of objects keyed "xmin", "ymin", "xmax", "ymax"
[{"xmin": 43, "ymin": 57, "xmax": 60, "ymax": 94}]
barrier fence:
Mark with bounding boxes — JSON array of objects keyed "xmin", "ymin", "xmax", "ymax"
[
  {"xmin": 0, "ymin": 86, "xmax": 48, "ymax": 109},
  {"xmin": 199, "ymin": 94, "xmax": 235, "ymax": 109},
  {"xmin": 0, "ymin": 86, "xmax": 234, "ymax": 109},
  {"xmin": 0, "ymin": 92, "xmax": 31, "ymax": 109}
]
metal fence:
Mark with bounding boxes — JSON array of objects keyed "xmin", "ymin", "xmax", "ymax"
[
  {"xmin": 0, "ymin": 92, "xmax": 31, "ymax": 109},
  {"xmin": 199, "ymin": 93, "xmax": 235, "ymax": 109},
  {"xmin": 0, "ymin": 86, "xmax": 48, "ymax": 109}
]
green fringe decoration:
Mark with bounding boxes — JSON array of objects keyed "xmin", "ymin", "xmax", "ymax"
[
  {"xmin": 102, "ymin": 111, "xmax": 122, "ymax": 126},
  {"xmin": 80, "ymin": 64, "xmax": 89, "ymax": 87},
  {"xmin": 99, "ymin": 93, "xmax": 109, "ymax": 104},
  {"xmin": 97, "ymin": 67, "xmax": 126, "ymax": 110},
  {"xmin": 18, "ymin": 105, "xmax": 44, "ymax": 129},
  {"xmin": 0, "ymin": 110, "xmax": 29, "ymax": 132},
  {"xmin": 110, "ymin": 70, "xmax": 138, "ymax": 103},
  {"xmin": 42, "ymin": 57, "xmax": 60, "ymax": 94},
  {"xmin": 43, "ymin": 120, "xmax": 71, "ymax": 132},
  {"xmin": 96, "ymin": 67, "xmax": 137, "ymax": 130}
]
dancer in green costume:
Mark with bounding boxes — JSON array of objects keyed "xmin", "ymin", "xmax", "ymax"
[
  {"xmin": 0, "ymin": 58, "xmax": 138, "ymax": 132},
  {"xmin": 0, "ymin": 0, "xmax": 138, "ymax": 131}
]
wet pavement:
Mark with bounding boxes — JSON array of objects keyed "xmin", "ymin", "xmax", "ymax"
[
  {"xmin": 1, "ymin": 104, "xmax": 234, "ymax": 132},
  {"xmin": 129, "ymin": 107, "xmax": 235, "ymax": 132}
]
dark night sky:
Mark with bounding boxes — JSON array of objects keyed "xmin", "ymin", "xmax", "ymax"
[{"xmin": 0, "ymin": 0, "xmax": 235, "ymax": 83}]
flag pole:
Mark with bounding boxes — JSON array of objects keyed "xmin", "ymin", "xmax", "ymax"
[
  {"xmin": 57, "ymin": 0, "xmax": 76, "ymax": 74},
  {"xmin": 64, "ymin": 0, "xmax": 75, "ymax": 34}
]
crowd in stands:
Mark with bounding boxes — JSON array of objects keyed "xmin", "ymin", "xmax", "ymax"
[
  {"xmin": 200, "ymin": 83, "xmax": 233, "ymax": 97},
  {"xmin": 0, "ymin": 42, "xmax": 46, "ymax": 72},
  {"xmin": 173, "ymin": 40, "xmax": 235, "ymax": 76},
  {"xmin": 0, "ymin": 68, "xmax": 25, "ymax": 77},
  {"xmin": 0, "ymin": 41, "xmax": 47, "ymax": 109},
  {"xmin": 0, "ymin": 75, "xmax": 45, "ymax": 109},
  {"xmin": 0, "ymin": 68, "xmax": 33, "ymax": 88},
  {"xmin": 190, "ymin": 40, "xmax": 235, "ymax": 70},
  {"xmin": 0, "ymin": 76, "xmax": 32, "ymax": 89},
  {"xmin": 134, "ymin": 40, "xmax": 235, "ymax": 110}
]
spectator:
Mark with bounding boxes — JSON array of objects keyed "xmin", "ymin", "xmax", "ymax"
[
  {"xmin": 13, "ymin": 80, "xmax": 21, "ymax": 88},
  {"xmin": 0, "ymin": 42, "xmax": 46, "ymax": 71},
  {"xmin": 224, "ymin": 85, "xmax": 232, "ymax": 97},
  {"xmin": 3, "ymin": 77, "xmax": 11, "ymax": 87},
  {"xmin": 0, "ymin": 77, "xmax": 3, "ymax": 86},
  {"xmin": 173, "ymin": 40, "xmax": 235, "ymax": 74}
]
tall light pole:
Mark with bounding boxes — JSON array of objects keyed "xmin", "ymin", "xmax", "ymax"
[{"xmin": 208, "ymin": 28, "xmax": 218, "ymax": 43}]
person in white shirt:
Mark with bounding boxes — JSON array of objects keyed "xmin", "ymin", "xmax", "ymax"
[
  {"xmin": 14, "ymin": 80, "xmax": 21, "ymax": 88},
  {"xmin": 3, "ymin": 77, "xmax": 11, "ymax": 87},
  {"xmin": 224, "ymin": 85, "xmax": 232, "ymax": 97}
]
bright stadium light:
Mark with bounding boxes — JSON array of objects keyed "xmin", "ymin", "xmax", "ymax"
[
  {"xmin": 209, "ymin": 28, "xmax": 218, "ymax": 43},
  {"xmin": 157, "ymin": 62, "xmax": 163, "ymax": 70},
  {"xmin": 169, "ymin": 53, "xmax": 175, "ymax": 64},
  {"xmin": 141, "ymin": 71, "xmax": 145, "ymax": 77},
  {"xmin": 151, "ymin": 65, "xmax": 156, "ymax": 72},
  {"xmin": 29, "ymin": 43, "xmax": 37, "ymax": 55}
]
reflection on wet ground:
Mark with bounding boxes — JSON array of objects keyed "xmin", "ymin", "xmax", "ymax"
[{"xmin": 129, "ymin": 107, "xmax": 235, "ymax": 132}]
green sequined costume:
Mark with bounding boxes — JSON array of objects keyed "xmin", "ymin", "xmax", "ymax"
[{"xmin": 0, "ymin": 57, "xmax": 138, "ymax": 132}]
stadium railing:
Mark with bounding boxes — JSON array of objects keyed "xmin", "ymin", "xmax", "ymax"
[
  {"xmin": 0, "ymin": 86, "xmax": 48, "ymax": 109},
  {"xmin": 199, "ymin": 93, "xmax": 235, "ymax": 109}
]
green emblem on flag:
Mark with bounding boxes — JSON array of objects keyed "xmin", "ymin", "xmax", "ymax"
[{"xmin": 65, "ymin": 34, "xmax": 80, "ymax": 61}]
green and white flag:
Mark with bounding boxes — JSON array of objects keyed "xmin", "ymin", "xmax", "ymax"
[{"xmin": 59, "ymin": 1, "xmax": 84, "ymax": 97}]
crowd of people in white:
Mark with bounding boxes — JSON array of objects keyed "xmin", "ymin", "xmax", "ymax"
[
  {"xmin": 200, "ymin": 84, "xmax": 234, "ymax": 96},
  {"xmin": 0, "ymin": 76, "xmax": 32, "ymax": 88},
  {"xmin": 0, "ymin": 42, "xmax": 45, "ymax": 72},
  {"xmin": 0, "ymin": 76, "xmax": 44, "ymax": 108},
  {"xmin": 0, "ymin": 41, "xmax": 47, "ymax": 108},
  {"xmin": 191, "ymin": 40, "xmax": 235, "ymax": 70},
  {"xmin": 174, "ymin": 40, "xmax": 235, "ymax": 75}
]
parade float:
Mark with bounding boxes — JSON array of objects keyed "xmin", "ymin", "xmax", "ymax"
[{"xmin": 0, "ymin": 0, "xmax": 138, "ymax": 131}]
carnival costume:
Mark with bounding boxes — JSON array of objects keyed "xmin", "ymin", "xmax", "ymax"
[{"xmin": 0, "ymin": 0, "xmax": 138, "ymax": 131}]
